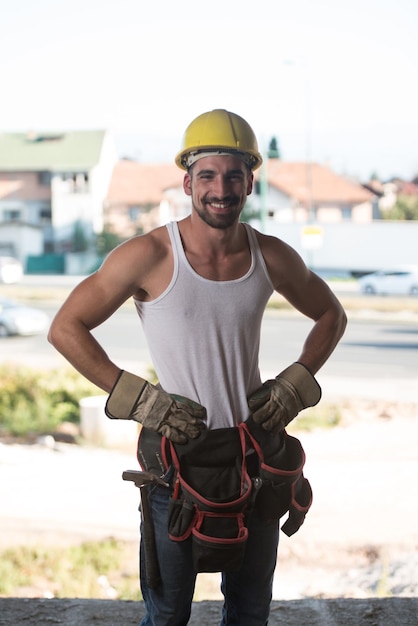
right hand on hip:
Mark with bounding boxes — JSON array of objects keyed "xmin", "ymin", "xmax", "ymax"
[
  {"xmin": 105, "ymin": 370, "xmax": 207, "ymax": 444},
  {"xmin": 248, "ymin": 362, "xmax": 321, "ymax": 432}
]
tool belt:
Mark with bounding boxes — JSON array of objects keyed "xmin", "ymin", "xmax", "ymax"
[{"xmin": 137, "ymin": 417, "xmax": 312, "ymax": 573}]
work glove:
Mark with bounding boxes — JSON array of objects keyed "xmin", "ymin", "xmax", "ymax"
[
  {"xmin": 248, "ymin": 362, "xmax": 321, "ymax": 432},
  {"xmin": 105, "ymin": 370, "xmax": 207, "ymax": 444}
]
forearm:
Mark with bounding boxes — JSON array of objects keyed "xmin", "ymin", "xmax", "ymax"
[
  {"xmin": 249, "ymin": 309, "xmax": 345, "ymax": 432},
  {"xmin": 48, "ymin": 320, "xmax": 121, "ymax": 392},
  {"xmin": 297, "ymin": 305, "xmax": 347, "ymax": 374}
]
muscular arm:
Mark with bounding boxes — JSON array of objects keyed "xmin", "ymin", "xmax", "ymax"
[
  {"xmin": 258, "ymin": 233, "xmax": 347, "ymax": 374},
  {"xmin": 48, "ymin": 270, "xmax": 129, "ymax": 392},
  {"xmin": 48, "ymin": 231, "xmax": 171, "ymax": 392}
]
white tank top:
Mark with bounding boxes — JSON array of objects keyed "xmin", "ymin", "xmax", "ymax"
[{"xmin": 134, "ymin": 221, "xmax": 274, "ymax": 429}]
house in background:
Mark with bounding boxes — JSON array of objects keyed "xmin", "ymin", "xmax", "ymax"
[
  {"xmin": 364, "ymin": 177, "xmax": 418, "ymax": 215},
  {"xmin": 104, "ymin": 157, "xmax": 378, "ymax": 240},
  {"xmin": 104, "ymin": 160, "xmax": 189, "ymax": 238},
  {"xmin": 0, "ymin": 130, "xmax": 117, "ymax": 269},
  {"xmin": 0, "ymin": 129, "xmax": 398, "ymax": 275},
  {"xmin": 252, "ymin": 160, "xmax": 379, "ymax": 224}
]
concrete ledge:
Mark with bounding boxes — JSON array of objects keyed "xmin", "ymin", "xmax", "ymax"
[{"xmin": 0, "ymin": 597, "xmax": 417, "ymax": 625}]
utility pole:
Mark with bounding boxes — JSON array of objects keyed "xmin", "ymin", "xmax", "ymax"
[{"xmin": 259, "ymin": 153, "xmax": 268, "ymax": 233}]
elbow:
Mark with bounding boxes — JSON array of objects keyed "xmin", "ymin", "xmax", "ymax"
[
  {"xmin": 323, "ymin": 300, "xmax": 347, "ymax": 343},
  {"xmin": 47, "ymin": 318, "xmax": 58, "ymax": 348},
  {"xmin": 336, "ymin": 304, "xmax": 348, "ymax": 340},
  {"xmin": 47, "ymin": 315, "xmax": 66, "ymax": 351}
]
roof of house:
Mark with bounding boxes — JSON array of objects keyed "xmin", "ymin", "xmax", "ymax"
[
  {"xmin": 397, "ymin": 180, "xmax": 418, "ymax": 196},
  {"xmin": 106, "ymin": 158, "xmax": 376, "ymax": 208},
  {"xmin": 0, "ymin": 130, "xmax": 107, "ymax": 172},
  {"xmin": 106, "ymin": 160, "xmax": 184, "ymax": 205},
  {"xmin": 263, "ymin": 159, "xmax": 375, "ymax": 204}
]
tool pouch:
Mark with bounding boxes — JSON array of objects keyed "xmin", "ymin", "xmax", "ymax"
[
  {"xmin": 242, "ymin": 418, "xmax": 312, "ymax": 536},
  {"xmin": 191, "ymin": 511, "xmax": 249, "ymax": 572},
  {"xmin": 163, "ymin": 427, "xmax": 254, "ymax": 573},
  {"xmin": 135, "ymin": 417, "xmax": 313, "ymax": 573}
]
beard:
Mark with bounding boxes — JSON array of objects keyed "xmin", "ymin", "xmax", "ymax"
[{"xmin": 193, "ymin": 197, "xmax": 242, "ymax": 230}]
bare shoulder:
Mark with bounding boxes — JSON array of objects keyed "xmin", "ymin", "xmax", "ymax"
[
  {"xmin": 48, "ymin": 226, "xmax": 173, "ymax": 335},
  {"xmin": 99, "ymin": 225, "xmax": 173, "ymax": 300},
  {"xmin": 253, "ymin": 228, "xmax": 310, "ymax": 290},
  {"xmin": 107, "ymin": 225, "xmax": 170, "ymax": 268},
  {"xmin": 253, "ymin": 227, "xmax": 343, "ymax": 320}
]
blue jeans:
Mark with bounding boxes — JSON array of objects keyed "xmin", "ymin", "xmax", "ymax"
[{"xmin": 139, "ymin": 485, "xmax": 279, "ymax": 626}]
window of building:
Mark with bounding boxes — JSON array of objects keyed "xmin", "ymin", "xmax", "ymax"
[
  {"xmin": 38, "ymin": 171, "xmax": 52, "ymax": 186},
  {"xmin": 39, "ymin": 208, "xmax": 52, "ymax": 223},
  {"xmin": 341, "ymin": 206, "xmax": 352, "ymax": 221},
  {"xmin": 3, "ymin": 209, "xmax": 21, "ymax": 221},
  {"xmin": 62, "ymin": 172, "xmax": 89, "ymax": 192},
  {"xmin": 129, "ymin": 206, "xmax": 141, "ymax": 221}
]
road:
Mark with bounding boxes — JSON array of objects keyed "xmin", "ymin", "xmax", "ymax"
[{"xmin": 1, "ymin": 301, "xmax": 417, "ymax": 402}]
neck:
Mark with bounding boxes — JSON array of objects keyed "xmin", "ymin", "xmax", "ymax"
[
  {"xmin": 177, "ymin": 217, "xmax": 250, "ymax": 281},
  {"xmin": 184, "ymin": 214, "xmax": 245, "ymax": 255}
]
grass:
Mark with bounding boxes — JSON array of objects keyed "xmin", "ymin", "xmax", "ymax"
[
  {"xmin": 0, "ymin": 538, "xmax": 226, "ymax": 601},
  {"xmin": 288, "ymin": 403, "xmax": 343, "ymax": 432},
  {"xmin": 0, "ymin": 539, "xmax": 141, "ymax": 600},
  {"xmin": 376, "ymin": 555, "xmax": 392, "ymax": 598}
]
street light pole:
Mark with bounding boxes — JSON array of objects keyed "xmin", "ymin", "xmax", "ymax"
[
  {"xmin": 284, "ymin": 57, "xmax": 314, "ymax": 223},
  {"xmin": 259, "ymin": 152, "xmax": 268, "ymax": 233},
  {"xmin": 304, "ymin": 61, "xmax": 314, "ymax": 224},
  {"xmin": 284, "ymin": 57, "xmax": 316, "ymax": 267}
]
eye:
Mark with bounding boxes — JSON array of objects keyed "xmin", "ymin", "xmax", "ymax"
[{"xmin": 229, "ymin": 173, "xmax": 245, "ymax": 182}]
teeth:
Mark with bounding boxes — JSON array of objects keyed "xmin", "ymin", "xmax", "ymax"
[{"xmin": 211, "ymin": 202, "xmax": 228, "ymax": 209}]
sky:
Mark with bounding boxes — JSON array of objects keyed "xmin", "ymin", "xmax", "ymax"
[{"xmin": 1, "ymin": 0, "xmax": 417, "ymax": 181}]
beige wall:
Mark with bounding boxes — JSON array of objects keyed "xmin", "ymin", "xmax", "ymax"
[{"xmin": 0, "ymin": 172, "xmax": 51, "ymax": 202}]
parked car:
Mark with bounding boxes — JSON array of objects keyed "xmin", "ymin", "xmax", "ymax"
[
  {"xmin": 0, "ymin": 256, "xmax": 24, "ymax": 284},
  {"xmin": 0, "ymin": 297, "xmax": 49, "ymax": 336},
  {"xmin": 358, "ymin": 266, "xmax": 418, "ymax": 296}
]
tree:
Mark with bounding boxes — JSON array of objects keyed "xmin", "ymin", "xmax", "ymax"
[
  {"xmin": 95, "ymin": 229, "xmax": 122, "ymax": 255},
  {"xmin": 240, "ymin": 200, "xmax": 260, "ymax": 223},
  {"xmin": 267, "ymin": 136, "xmax": 281, "ymax": 159},
  {"xmin": 382, "ymin": 195, "xmax": 418, "ymax": 220},
  {"xmin": 72, "ymin": 220, "xmax": 89, "ymax": 252}
]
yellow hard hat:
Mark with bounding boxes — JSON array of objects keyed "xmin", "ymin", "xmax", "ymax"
[{"xmin": 175, "ymin": 109, "xmax": 263, "ymax": 171}]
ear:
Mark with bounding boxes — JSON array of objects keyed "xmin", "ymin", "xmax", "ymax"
[
  {"xmin": 246, "ymin": 173, "xmax": 254, "ymax": 196},
  {"xmin": 183, "ymin": 173, "xmax": 192, "ymax": 196}
]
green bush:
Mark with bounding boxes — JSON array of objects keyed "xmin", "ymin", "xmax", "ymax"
[
  {"xmin": 0, "ymin": 539, "xmax": 141, "ymax": 599},
  {"xmin": 287, "ymin": 403, "xmax": 342, "ymax": 432},
  {"xmin": 0, "ymin": 365, "xmax": 98, "ymax": 437}
]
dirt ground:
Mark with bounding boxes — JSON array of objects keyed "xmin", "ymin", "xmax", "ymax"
[{"xmin": 1, "ymin": 398, "xmax": 417, "ymax": 624}]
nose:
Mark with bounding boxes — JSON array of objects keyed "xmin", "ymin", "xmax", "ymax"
[{"xmin": 212, "ymin": 175, "xmax": 230, "ymax": 198}]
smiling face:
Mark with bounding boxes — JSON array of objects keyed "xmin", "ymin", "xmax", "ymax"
[{"xmin": 183, "ymin": 154, "xmax": 254, "ymax": 229}]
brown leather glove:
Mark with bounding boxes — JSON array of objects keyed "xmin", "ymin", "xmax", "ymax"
[
  {"xmin": 105, "ymin": 370, "xmax": 207, "ymax": 444},
  {"xmin": 248, "ymin": 362, "xmax": 321, "ymax": 432}
]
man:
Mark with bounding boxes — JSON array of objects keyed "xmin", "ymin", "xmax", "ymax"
[{"xmin": 48, "ymin": 109, "xmax": 347, "ymax": 625}]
